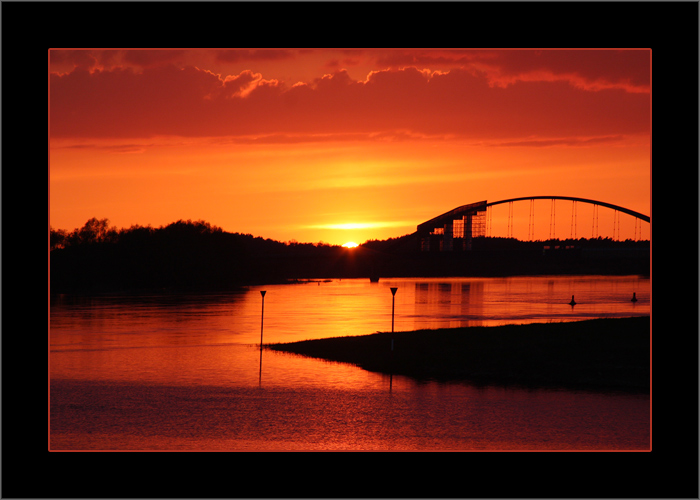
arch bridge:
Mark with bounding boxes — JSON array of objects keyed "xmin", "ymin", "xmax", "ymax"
[{"xmin": 417, "ymin": 197, "xmax": 650, "ymax": 252}]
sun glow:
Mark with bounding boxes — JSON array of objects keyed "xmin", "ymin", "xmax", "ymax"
[{"xmin": 342, "ymin": 242, "xmax": 359, "ymax": 248}]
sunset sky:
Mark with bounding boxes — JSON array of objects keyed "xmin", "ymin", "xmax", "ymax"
[{"xmin": 49, "ymin": 49, "xmax": 651, "ymax": 245}]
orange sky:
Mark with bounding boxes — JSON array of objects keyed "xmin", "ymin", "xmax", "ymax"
[{"xmin": 49, "ymin": 49, "xmax": 651, "ymax": 245}]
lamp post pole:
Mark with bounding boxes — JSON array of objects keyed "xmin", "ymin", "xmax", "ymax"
[
  {"xmin": 260, "ymin": 290, "xmax": 267, "ymax": 347},
  {"xmin": 389, "ymin": 287, "xmax": 398, "ymax": 390},
  {"xmin": 259, "ymin": 290, "xmax": 266, "ymax": 385},
  {"xmin": 390, "ymin": 287, "xmax": 398, "ymax": 334}
]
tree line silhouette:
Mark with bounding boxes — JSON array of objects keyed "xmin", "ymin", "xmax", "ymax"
[
  {"xmin": 50, "ymin": 218, "xmax": 650, "ymax": 294},
  {"xmin": 50, "ymin": 218, "xmax": 374, "ymax": 293}
]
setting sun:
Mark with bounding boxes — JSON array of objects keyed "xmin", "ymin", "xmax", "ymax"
[{"xmin": 342, "ymin": 242, "xmax": 359, "ymax": 248}]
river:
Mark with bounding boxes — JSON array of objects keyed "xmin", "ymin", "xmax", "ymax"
[{"xmin": 49, "ymin": 275, "xmax": 650, "ymax": 451}]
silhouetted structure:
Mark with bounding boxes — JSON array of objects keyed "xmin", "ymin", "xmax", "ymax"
[
  {"xmin": 416, "ymin": 197, "xmax": 650, "ymax": 253},
  {"xmin": 417, "ymin": 201, "xmax": 487, "ymax": 252},
  {"xmin": 50, "ymin": 216, "xmax": 650, "ymax": 294}
]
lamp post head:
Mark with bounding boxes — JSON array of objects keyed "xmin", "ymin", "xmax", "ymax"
[
  {"xmin": 390, "ymin": 287, "xmax": 398, "ymax": 296},
  {"xmin": 260, "ymin": 290, "xmax": 266, "ymax": 297}
]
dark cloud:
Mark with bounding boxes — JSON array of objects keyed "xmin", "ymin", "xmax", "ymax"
[
  {"xmin": 121, "ymin": 50, "xmax": 188, "ymax": 68},
  {"xmin": 50, "ymin": 50, "xmax": 99, "ymax": 71},
  {"xmin": 374, "ymin": 49, "xmax": 650, "ymax": 93},
  {"xmin": 50, "ymin": 49, "xmax": 187, "ymax": 72},
  {"xmin": 214, "ymin": 49, "xmax": 296, "ymax": 63},
  {"xmin": 50, "ymin": 63, "xmax": 650, "ymax": 143},
  {"xmin": 495, "ymin": 135, "xmax": 627, "ymax": 148},
  {"xmin": 473, "ymin": 49, "xmax": 650, "ymax": 92},
  {"xmin": 374, "ymin": 49, "xmax": 488, "ymax": 68}
]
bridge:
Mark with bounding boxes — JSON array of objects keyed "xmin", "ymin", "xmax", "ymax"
[{"xmin": 417, "ymin": 196, "xmax": 650, "ymax": 252}]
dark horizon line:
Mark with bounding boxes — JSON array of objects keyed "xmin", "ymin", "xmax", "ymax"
[{"xmin": 49, "ymin": 217, "xmax": 650, "ymax": 250}]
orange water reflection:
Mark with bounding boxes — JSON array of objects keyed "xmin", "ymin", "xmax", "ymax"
[
  {"xmin": 50, "ymin": 276, "xmax": 649, "ymax": 388},
  {"xmin": 50, "ymin": 277, "xmax": 650, "ymax": 451},
  {"xmin": 50, "ymin": 378, "xmax": 650, "ymax": 451}
]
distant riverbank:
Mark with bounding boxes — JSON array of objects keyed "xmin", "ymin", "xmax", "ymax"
[
  {"xmin": 50, "ymin": 219, "xmax": 649, "ymax": 294},
  {"xmin": 267, "ymin": 316, "xmax": 650, "ymax": 393}
]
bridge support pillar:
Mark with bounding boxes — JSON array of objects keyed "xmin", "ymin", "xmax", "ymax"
[
  {"xmin": 443, "ymin": 222, "xmax": 453, "ymax": 251},
  {"xmin": 464, "ymin": 215, "xmax": 473, "ymax": 251}
]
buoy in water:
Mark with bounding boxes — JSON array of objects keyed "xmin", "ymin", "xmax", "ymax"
[
  {"xmin": 631, "ymin": 292, "xmax": 638, "ymax": 302},
  {"xmin": 569, "ymin": 295, "xmax": 576, "ymax": 306}
]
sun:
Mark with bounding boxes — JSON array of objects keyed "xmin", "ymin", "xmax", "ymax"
[{"xmin": 342, "ymin": 242, "xmax": 359, "ymax": 248}]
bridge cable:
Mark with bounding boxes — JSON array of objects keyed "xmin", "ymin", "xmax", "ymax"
[
  {"xmin": 508, "ymin": 201, "xmax": 514, "ymax": 239},
  {"xmin": 592, "ymin": 204, "xmax": 599, "ymax": 239},
  {"xmin": 615, "ymin": 210, "xmax": 621, "ymax": 241},
  {"xmin": 549, "ymin": 199, "xmax": 556, "ymax": 240},
  {"xmin": 486, "ymin": 205, "xmax": 491, "ymax": 237}
]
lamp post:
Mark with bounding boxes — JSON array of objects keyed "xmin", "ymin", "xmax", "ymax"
[
  {"xmin": 390, "ymin": 287, "xmax": 398, "ymax": 333},
  {"xmin": 389, "ymin": 287, "xmax": 398, "ymax": 391},
  {"xmin": 259, "ymin": 290, "xmax": 266, "ymax": 385},
  {"xmin": 260, "ymin": 290, "xmax": 267, "ymax": 347}
]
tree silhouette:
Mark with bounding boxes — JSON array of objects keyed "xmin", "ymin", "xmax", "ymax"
[
  {"xmin": 49, "ymin": 217, "xmax": 650, "ymax": 293},
  {"xmin": 50, "ymin": 226, "xmax": 68, "ymax": 250}
]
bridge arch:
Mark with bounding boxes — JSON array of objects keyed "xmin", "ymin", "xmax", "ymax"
[
  {"xmin": 486, "ymin": 196, "xmax": 649, "ymax": 223},
  {"xmin": 417, "ymin": 196, "xmax": 649, "ymax": 252}
]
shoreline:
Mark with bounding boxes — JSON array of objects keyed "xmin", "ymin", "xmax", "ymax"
[
  {"xmin": 267, "ymin": 316, "xmax": 651, "ymax": 394},
  {"xmin": 50, "ymin": 273, "xmax": 649, "ymax": 297}
]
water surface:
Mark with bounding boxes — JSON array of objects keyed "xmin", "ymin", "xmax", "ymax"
[{"xmin": 50, "ymin": 275, "xmax": 650, "ymax": 451}]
